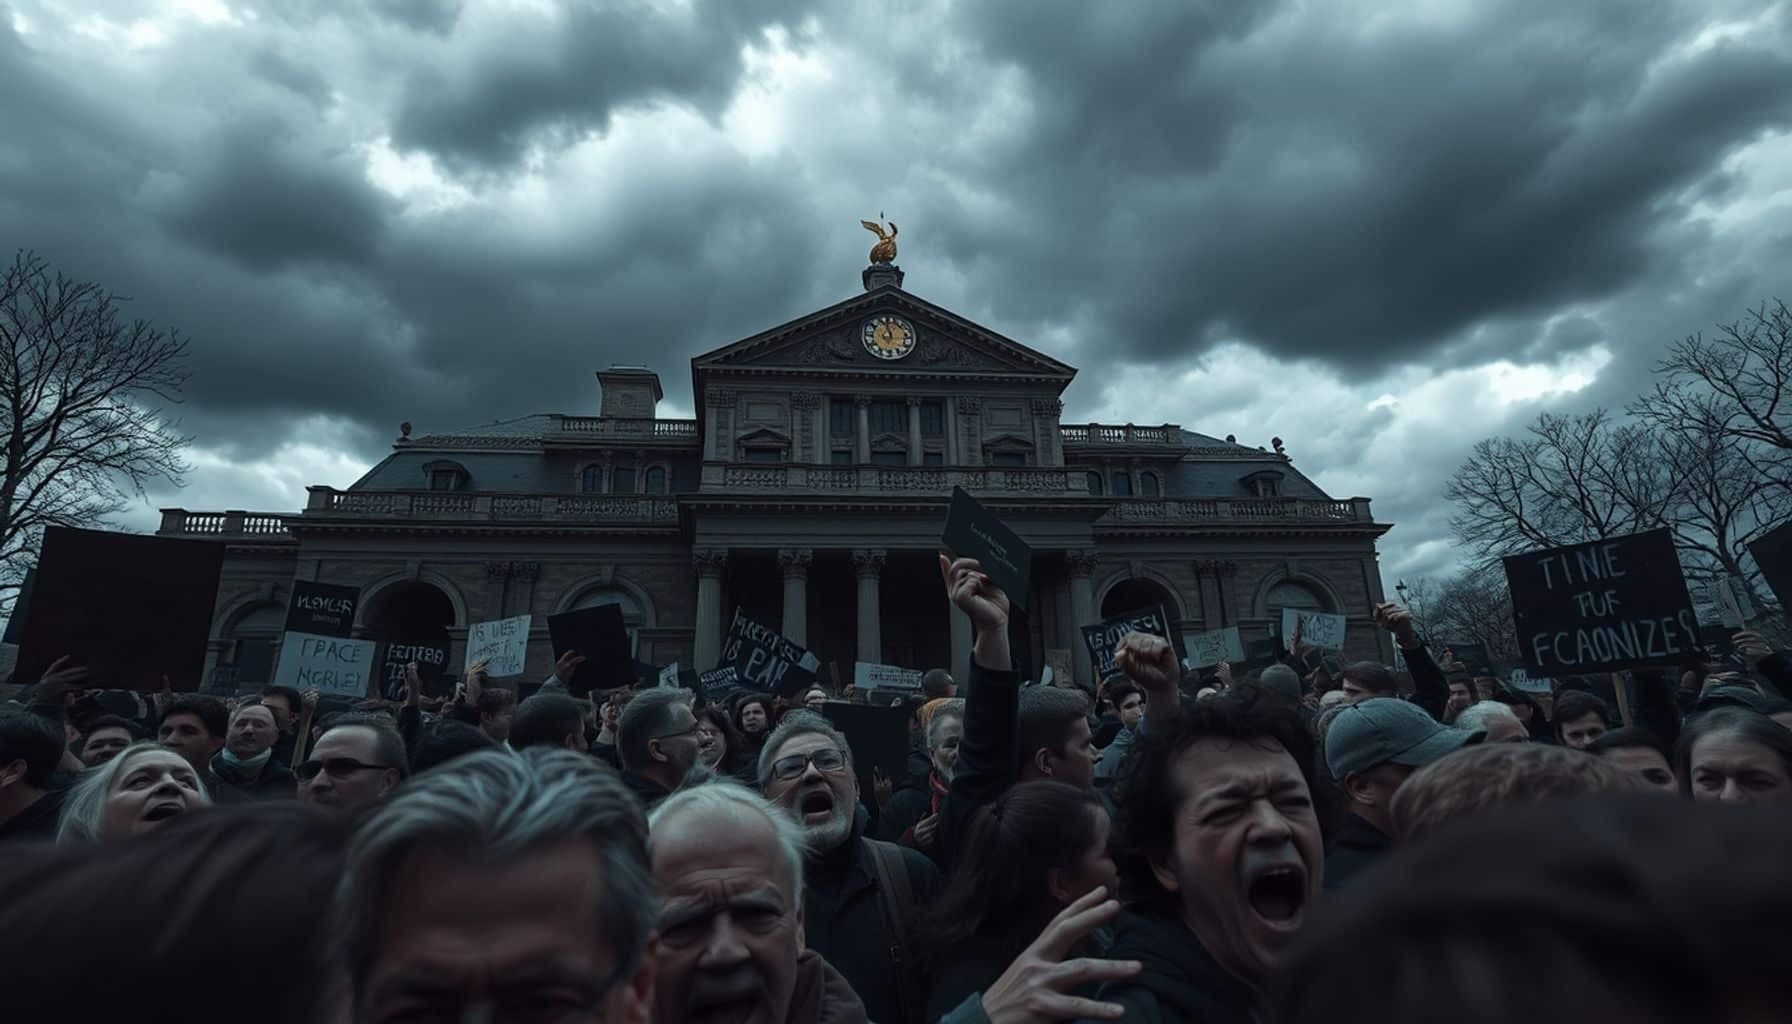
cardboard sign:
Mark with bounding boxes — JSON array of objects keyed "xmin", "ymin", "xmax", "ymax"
[
  {"xmin": 273, "ymin": 632, "xmax": 377, "ymax": 699},
  {"xmin": 659, "ymin": 662, "xmax": 681, "ymax": 688},
  {"xmin": 1706, "ymin": 577, "xmax": 1757, "ymax": 630},
  {"xmin": 1043, "ymin": 648, "xmax": 1075, "ymax": 688},
  {"xmin": 546, "ymin": 604, "xmax": 633, "ymax": 695},
  {"xmin": 1281, "ymin": 609, "xmax": 1347, "ymax": 651},
  {"xmin": 285, "ymin": 580, "xmax": 359, "ymax": 638},
  {"xmin": 1185, "ymin": 626, "xmax": 1245, "ymax": 669},
  {"xmin": 15, "ymin": 526, "xmax": 224, "ymax": 690},
  {"xmin": 696, "ymin": 666, "xmax": 742, "ymax": 706},
  {"xmin": 1748, "ymin": 519, "xmax": 1792, "ymax": 611},
  {"xmin": 1082, "ymin": 605, "xmax": 1175, "ymax": 679},
  {"xmin": 820, "ymin": 702, "xmax": 910, "ymax": 804},
  {"xmin": 722, "ymin": 609, "xmax": 820, "ymax": 697},
  {"xmin": 466, "ymin": 615, "xmax": 532, "ymax": 678},
  {"xmin": 1503, "ymin": 529, "xmax": 1704, "ymax": 676},
  {"xmin": 854, "ymin": 662, "xmax": 923, "ymax": 691},
  {"xmin": 380, "ymin": 638, "xmax": 450, "ymax": 700},
  {"xmin": 942, "ymin": 486, "xmax": 1033, "ymax": 612},
  {"xmin": 1507, "ymin": 668, "xmax": 1553, "ymax": 694}
]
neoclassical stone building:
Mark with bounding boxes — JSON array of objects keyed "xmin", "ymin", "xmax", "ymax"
[{"xmin": 161, "ymin": 262, "xmax": 1393, "ymax": 692}]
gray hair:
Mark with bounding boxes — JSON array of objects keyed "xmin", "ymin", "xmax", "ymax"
[
  {"xmin": 649, "ymin": 781, "xmax": 809, "ymax": 894},
  {"xmin": 756, "ymin": 710, "xmax": 854, "ymax": 788},
  {"xmin": 925, "ymin": 699, "xmax": 966, "ymax": 750},
  {"xmin": 336, "ymin": 747, "xmax": 654, "ymax": 995},
  {"xmin": 58, "ymin": 741, "xmax": 208, "ymax": 844},
  {"xmin": 618, "ymin": 687, "xmax": 692, "ymax": 773},
  {"xmin": 1456, "ymin": 700, "xmax": 1522, "ymax": 733}
]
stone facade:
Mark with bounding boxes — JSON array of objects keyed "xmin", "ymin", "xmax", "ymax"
[{"xmin": 162, "ymin": 273, "xmax": 1391, "ymax": 692}]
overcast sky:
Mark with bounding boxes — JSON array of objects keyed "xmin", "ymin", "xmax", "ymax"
[{"xmin": 4, "ymin": 0, "xmax": 1791, "ymax": 587}]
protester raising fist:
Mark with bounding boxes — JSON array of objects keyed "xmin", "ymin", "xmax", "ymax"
[
  {"xmin": 974, "ymin": 886, "xmax": 1140, "ymax": 1023},
  {"xmin": 941, "ymin": 554, "xmax": 1012, "ymax": 673}
]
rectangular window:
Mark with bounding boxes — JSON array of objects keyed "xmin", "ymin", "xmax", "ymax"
[
  {"xmin": 871, "ymin": 450, "xmax": 907, "ymax": 467},
  {"xmin": 869, "ymin": 399, "xmax": 906, "ymax": 435},
  {"xmin": 743, "ymin": 448, "xmax": 785, "ymax": 464},
  {"xmin": 920, "ymin": 401, "xmax": 945, "ymax": 436},
  {"xmin": 429, "ymin": 470, "xmax": 459, "ymax": 491},
  {"xmin": 831, "ymin": 449, "xmax": 854, "ymax": 465},
  {"xmin": 829, "ymin": 398, "xmax": 856, "ymax": 436},
  {"xmin": 923, "ymin": 451, "xmax": 944, "ymax": 467},
  {"xmin": 990, "ymin": 452, "xmax": 1027, "ymax": 468}
]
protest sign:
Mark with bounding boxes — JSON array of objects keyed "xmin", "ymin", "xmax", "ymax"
[
  {"xmin": 1705, "ymin": 577, "xmax": 1757, "ymax": 630},
  {"xmin": 696, "ymin": 666, "xmax": 742, "ymax": 706},
  {"xmin": 822, "ymin": 702, "xmax": 910, "ymax": 803},
  {"xmin": 16, "ymin": 526, "xmax": 224, "ymax": 690},
  {"xmin": 721, "ymin": 609, "xmax": 820, "ymax": 697},
  {"xmin": 1698, "ymin": 624, "xmax": 1744, "ymax": 667},
  {"xmin": 380, "ymin": 638, "xmax": 450, "ymax": 700},
  {"xmin": 273, "ymin": 632, "xmax": 377, "ymax": 699},
  {"xmin": 854, "ymin": 662, "xmax": 923, "ymax": 692},
  {"xmin": 285, "ymin": 580, "xmax": 359, "ymax": 638},
  {"xmin": 1185, "ymin": 626, "xmax": 1245, "ymax": 669},
  {"xmin": 659, "ymin": 662, "xmax": 681, "ymax": 688},
  {"xmin": 465, "ymin": 614, "xmax": 531, "ymax": 678},
  {"xmin": 1748, "ymin": 519, "xmax": 1792, "ymax": 611},
  {"xmin": 1503, "ymin": 528, "xmax": 1704, "ymax": 676},
  {"xmin": 942, "ymin": 486, "xmax": 1033, "ymax": 612},
  {"xmin": 1081, "ymin": 605, "xmax": 1175, "ymax": 679},
  {"xmin": 1507, "ymin": 668, "xmax": 1553, "ymax": 694},
  {"xmin": 546, "ymin": 604, "xmax": 633, "ymax": 695},
  {"xmin": 1043, "ymin": 648, "xmax": 1075, "ymax": 688},
  {"xmin": 1281, "ymin": 609, "xmax": 1347, "ymax": 651}
]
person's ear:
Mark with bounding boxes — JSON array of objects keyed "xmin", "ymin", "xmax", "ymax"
[
  {"xmin": 564, "ymin": 733, "xmax": 584, "ymax": 753},
  {"xmin": 604, "ymin": 933, "xmax": 658, "ymax": 1024},
  {"xmin": 379, "ymin": 769, "xmax": 400, "ymax": 796},
  {"xmin": 1343, "ymin": 771, "xmax": 1377, "ymax": 806},
  {"xmin": 1046, "ymin": 867, "xmax": 1079, "ymax": 906},
  {"xmin": 0, "ymin": 758, "xmax": 26, "ymax": 789},
  {"xmin": 1032, "ymin": 747, "xmax": 1054, "ymax": 778},
  {"xmin": 1147, "ymin": 850, "xmax": 1181, "ymax": 894}
]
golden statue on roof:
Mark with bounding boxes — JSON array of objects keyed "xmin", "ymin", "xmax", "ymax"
[{"xmin": 861, "ymin": 215, "xmax": 898, "ymax": 265}]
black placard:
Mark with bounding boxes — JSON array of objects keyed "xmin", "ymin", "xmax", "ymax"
[
  {"xmin": 286, "ymin": 580, "xmax": 359, "ymax": 638},
  {"xmin": 546, "ymin": 604, "xmax": 635, "ymax": 696},
  {"xmin": 15, "ymin": 526, "xmax": 224, "ymax": 690},
  {"xmin": 1697, "ymin": 625, "xmax": 1744, "ymax": 667},
  {"xmin": 821, "ymin": 702, "xmax": 910, "ymax": 803},
  {"xmin": 1503, "ymin": 529, "xmax": 1704, "ymax": 676},
  {"xmin": 1443, "ymin": 642, "xmax": 1494, "ymax": 674},
  {"xmin": 721, "ymin": 609, "xmax": 818, "ymax": 698},
  {"xmin": 941, "ymin": 486, "xmax": 1032, "ymax": 612},
  {"xmin": 1081, "ymin": 604, "xmax": 1175, "ymax": 679},
  {"xmin": 696, "ymin": 666, "xmax": 742, "ymax": 706},
  {"xmin": 1241, "ymin": 636, "xmax": 1284, "ymax": 672},
  {"xmin": 380, "ymin": 638, "xmax": 451, "ymax": 700},
  {"xmin": 1748, "ymin": 519, "xmax": 1792, "ymax": 612}
]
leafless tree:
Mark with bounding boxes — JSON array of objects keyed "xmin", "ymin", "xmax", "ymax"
[
  {"xmin": 1427, "ymin": 569, "xmax": 1522, "ymax": 668},
  {"xmin": 0, "ymin": 251, "xmax": 190, "ymax": 604},
  {"xmin": 1646, "ymin": 301, "xmax": 1792, "ymax": 493}
]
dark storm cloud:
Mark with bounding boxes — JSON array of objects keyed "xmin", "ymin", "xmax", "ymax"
[
  {"xmin": 389, "ymin": 0, "xmax": 814, "ymax": 171},
  {"xmin": 372, "ymin": 0, "xmax": 464, "ymax": 35}
]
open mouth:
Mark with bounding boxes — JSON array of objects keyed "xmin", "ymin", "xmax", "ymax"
[
  {"xmin": 689, "ymin": 995, "xmax": 759, "ymax": 1024},
  {"xmin": 798, "ymin": 787, "xmax": 835, "ymax": 823},
  {"xmin": 142, "ymin": 802, "xmax": 184, "ymax": 823},
  {"xmin": 1245, "ymin": 864, "xmax": 1308, "ymax": 930}
]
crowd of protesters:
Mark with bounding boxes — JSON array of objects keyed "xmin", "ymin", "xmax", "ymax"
[{"xmin": 5, "ymin": 553, "xmax": 1792, "ymax": 1023}]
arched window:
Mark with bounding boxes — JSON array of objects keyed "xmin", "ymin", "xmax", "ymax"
[
  {"xmin": 612, "ymin": 466, "xmax": 636, "ymax": 494},
  {"xmin": 1267, "ymin": 580, "xmax": 1331, "ymax": 642},
  {"xmin": 1112, "ymin": 472, "xmax": 1133, "ymax": 497},
  {"xmin": 644, "ymin": 466, "xmax": 668, "ymax": 494},
  {"xmin": 1140, "ymin": 472, "xmax": 1161, "ymax": 498},
  {"xmin": 580, "ymin": 465, "xmax": 604, "ymax": 492},
  {"xmin": 1086, "ymin": 471, "xmax": 1104, "ymax": 496},
  {"xmin": 571, "ymin": 587, "xmax": 645, "ymax": 654}
]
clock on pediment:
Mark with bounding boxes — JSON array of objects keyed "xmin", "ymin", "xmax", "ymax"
[{"xmin": 862, "ymin": 314, "xmax": 917, "ymax": 361}]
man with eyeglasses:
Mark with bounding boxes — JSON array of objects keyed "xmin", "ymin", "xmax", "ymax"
[
  {"xmin": 759, "ymin": 710, "xmax": 940, "ymax": 1024},
  {"xmin": 618, "ymin": 687, "xmax": 706, "ymax": 811},
  {"xmin": 298, "ymin": 720, "xmax": 409, "ymax": 810}
]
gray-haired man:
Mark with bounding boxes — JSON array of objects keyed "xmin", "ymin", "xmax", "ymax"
[{"xmin": 337, "ymin": 747, "xmax": 658, "ymax": 1024}]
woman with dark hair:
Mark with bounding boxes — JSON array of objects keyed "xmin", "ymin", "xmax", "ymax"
[
  {"xmin": 914, "ymin": 780, "xmax": 1118, "ymax": 1021},
  {"xmin": 1675, "ymin": 707, "xmax": 1792, "ymax": 803},
  {"xmin": 695, "ymin": 703, "xmax": 753, "ymax": 782},
  {"xmin": 0, "ymin": 801, "xmax": 354, "ymax": 1024}
]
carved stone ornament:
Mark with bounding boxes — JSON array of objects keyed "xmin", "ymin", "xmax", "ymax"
[
  {"xmin": 693, "ymin": 549, "xmax": 729, "ymax": 577},
  {"xmin": 851, "ymin": 549, "xmax": 886, "ymax": 578},
  {"xmin": 1031, "ymin": 398, "xmax": 1064, "ymax": 416},
  {"xmin": 513, "ymin": 561, "xmax": 541, "ymax": 583},
  {"xmin": 1065, "ymin": 550, "xmax": 1101, "ymax": 577},
  {"xmin": 958, "ymin": 397, "xmax": 982, "ymax": 414},
  {"xmin": 790, "ymin": 391, "xmax": 819, "ymax": 411},
  {"xmin": 778, "ymin": 548, "xmax": 814, "ymax": 578},
  {"xmin": 484, "ymin": 560, "xmax": 513, "ymax": 581}
]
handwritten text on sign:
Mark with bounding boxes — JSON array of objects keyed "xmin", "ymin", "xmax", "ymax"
[
  {"xmin": 274, "ymin": 632, "xmax": 376, "ymax": 699},
  {"xmin": 1282, "ymin": 610, "xmax": 1347, "ymax": 651},
  {"xmin": 1185, "ymin": 626, "xmax": 1245, "ymax": 669},
  {"xmin": 854, "ymin": 662, "xmax": 923, "ymax": 691},
  {"xmin": 465, "ymin": 614, "xmax": 532, "ymax": 677},
  {"xmin": 1503, "ymin": 528, "xmax": 1703, "ymax": 675},
  {"xmin": 1081, "ymin": 605, "xmax": 1173, "ymax": 678},
  {"xmin": 723, "ymin": 610, "xmax": 821, "ymax": 696}
]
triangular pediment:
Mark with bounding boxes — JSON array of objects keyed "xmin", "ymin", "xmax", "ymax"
[{"xmin": 692, "ymin": 286, "xmax": 1077, "ymax": 381}]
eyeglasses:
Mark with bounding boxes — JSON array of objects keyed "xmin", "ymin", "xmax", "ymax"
[
  {"xmin": 297, "ymin": 757, "xmax": 389, "ymax": 782},
  {"xmin": 652, "ymin": 721, "xmax": 701, "ymax": 742},
  {"xmin": 770, "ymin": 748, "xmax": 847, "ymax": 781}
]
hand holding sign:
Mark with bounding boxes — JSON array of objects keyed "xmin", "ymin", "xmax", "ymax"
[
  {"xmin": 939, "ymin": 554, "xmax": 1010, "ymax": 629},
  {"xmin": 552, "ymin": 650, "xmax": 587, "ymax": 685},
  {"xmin": 1734, "ymin": 630, "xmax": 1773, "ymax": 667},
  {"xmin": 1374, "ymin": 602, "xmax": 1419, "ymax": 647}
]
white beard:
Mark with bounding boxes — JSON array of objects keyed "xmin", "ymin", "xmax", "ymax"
[{"xmin": 806, "ymin": 804, "xmax": 854, "ymax": 851}]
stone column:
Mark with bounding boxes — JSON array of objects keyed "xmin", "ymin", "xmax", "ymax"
[
  {"xmin": 1067, "ymin": 550, "xmax": 1100, "ymax": 686},
  {"xmin": 814, "ymin": 399, "xmax": 829, "ymax": 465},
  {"xmin": 694, "ymin": 548, "xmax": 728, "ymax": 670},
  {"xmin": 853, "ymin": 549, "xmax": 885, "ymax": 664},
  {"xmin": 791, "ymin": 393, "xmax": 817, "ymax": 463},
  {"xmin": 960, "ymin": 397, "xmax": 982, "ymax": 466},
  {"xmin": 907, "ymin": 396, "xmax": 924, "ymax": 466},
  {"xmin": 779, "ymin": 548, "xmax": 811, "ymax": 646},
  {"xmin": 703, "ymin": 387, "xmax": 720, "ymax": 460},
  {"xmin": 855, "ymin": 396, "xmax": 873, "ymax": 464},
  {"xmin": 945, "ymin": 396, "xmax": 960, "ymax": 464},
  {"xmin": 949, "ymin": 602, "xmax": 972, "ymax": 680}
]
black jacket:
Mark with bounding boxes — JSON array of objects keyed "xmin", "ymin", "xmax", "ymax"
[
  {"xmin": 939, "ymin": 658, "xmax": 1019, "ymax": 874},
  {"xmin": 1324, "ymin": 811, "xmax": 1391, "ymax": 891},
  {"xmin": 802, "ymin": 820, "xmax": 942, "ymax": 1024},
  {"xmin": 0, "ymin": 787, "xmax": 65, "ymax": 844},
  {"xmin": 1074, "ymin": 910, "xmax": 1261, "ymax": 1024},
  {"xmin": 619, "ymin": 770, "xmax": 672, "ymax": 812},
  {"xmin": 209, "ymin": 754, "xmax": 296, "ymax": 800}
]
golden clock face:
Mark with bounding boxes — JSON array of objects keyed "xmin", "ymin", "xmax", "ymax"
[{"xmin": 862, "ymin": 315, "xmax": 917, "ymax": 360}]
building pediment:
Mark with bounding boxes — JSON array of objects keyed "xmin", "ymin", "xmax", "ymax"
[{"xmin": 692, "ymin": 287, "xmax": 1076, "ymax": 383}]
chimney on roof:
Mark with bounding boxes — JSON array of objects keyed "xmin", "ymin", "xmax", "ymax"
[{"xmin": 596, "ymin": 366, "xmax": 663, "ymax": 419}]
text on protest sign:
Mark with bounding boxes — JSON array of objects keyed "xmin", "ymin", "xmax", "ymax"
[
  {"xmin": 1503, "ymin": 528, "xmax": 1704, "ymax": 676},
  {"xmin": 275, "ymin": 632, "xmax": 377, "ymax": 699},
  {"xmin": 1185, "ymin": 626, "xmax": 1245, "ymax": 669},
  {"xmin": 1705, "ymin": 577, "xmax": 1756, "ymax": 630},
  {"xmin": 854, "ymin": 662, "xmax": 923, "ymax": 691},
  {"xmin": 941, "ymin": 487, "xmax": 1033, "ymax": 612},
  {"xmin": 465, "ymin": 615, "xmax": 532, "ymax": 677},
  {"xmin": 286, "ymin": 580, "xmax": 359, "ymax": 638},
  {"xmin": 1281, "ymin": 609, "xmax": 1347, "ymax": 651},
  {"xmin": 1082, "ymin": 605, "xmax": 1174, "ymax": 678},
  {"xmin": 380, "ymin": 639, "xmax": 450, "ymax": 700},
  {"xmin": 722, "ymin": 610, "xmax": 821, "ymax": 696},
  {"xmin": 659, "ymin": 662, "xmax": 681, "ymax": 688},
  {"xmin": 697, "ymin": 666, "xmax": 742, "ymax": 705}
]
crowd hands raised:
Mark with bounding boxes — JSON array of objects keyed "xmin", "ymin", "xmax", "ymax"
[{"xmin": 6, "ymin": 562, "xmax": 1792, "ymax": 1023}]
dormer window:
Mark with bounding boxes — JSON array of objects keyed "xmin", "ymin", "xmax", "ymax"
[
  {"xmin": 423, "ymin": 461, "xmax": 469, "ymax": 491},
  {"xmin": 1242, "ymin": 470, "xmax": 1285, "ymax": 498}
]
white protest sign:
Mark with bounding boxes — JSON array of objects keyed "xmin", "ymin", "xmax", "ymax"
[
  {"xmin": 854, "ymin": 662, "xmax": 923, "ymax": 691},
  {"xmin": 1282, "ymin": 609, "xmax": 1347, "ymax": 651},
  {"xmin": 659, "ymin": 662, "xmax": 681, "ymax": 688},
  {"xmin": 1185, "ymin": 626, "xmax": 1245, "ymax": 669},
  {"xmin": 465, "ymin": 614, "xmax": 532, "ymax": 677},
  {"xmin": 1039, "ymin": 665, "xmax": 1054, "ymax": 688},
  {"xmin": 1508, "ymin": 668, "xmax": 1553, "ymax": 694},
  {"xmin": 273, "ymin": 631, "xmax": 377, "ymax": 699},
  {"xmin": 1707, "ymin": 578, "xmax": 1756, "ymax": 629}
]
